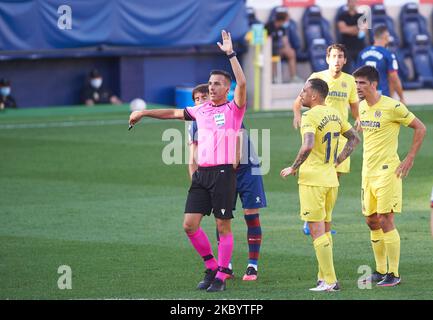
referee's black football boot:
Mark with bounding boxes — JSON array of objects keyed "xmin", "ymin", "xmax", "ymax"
[
  {"xmin": 206, "ymin": 278, "xmax": 226, "ymax": 292},
  {"xmin": 377, "ymin": 272, "xmax": 401, "ymax": 287},
  {"xmin": 197, "ymin": 268, "xmax": 217, "ymax": 290},
  {"xmin": 206, "ymin": 267, "xmax": 231, "ymax": 292}
]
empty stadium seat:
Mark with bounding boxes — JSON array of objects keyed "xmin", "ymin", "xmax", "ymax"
[
  {"xmin": 369, "ymin": 4, "xmax": 400, "ymax": 47},
  {"xmin": 308, "ymin": 38, "xmax": 328, "ymax": 72},
  {"xmin": 411, "ymin": 34, "xmax": 433, "ymax": 88},
  {"xmin": 387, "ymin": 36, "xmax": 423, "ymax": 90},
  {"xmin": 302, "ymin": 6, "xmax": 333, "ymax": 50},
  {"xmin": 399, "ymin": 3, "xmax": 431, "ymax": 51}
]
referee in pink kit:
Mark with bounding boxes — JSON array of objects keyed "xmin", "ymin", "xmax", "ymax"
[{"xmin": 129, "ymin": 30, "xmax": 247, "ymax": 292}]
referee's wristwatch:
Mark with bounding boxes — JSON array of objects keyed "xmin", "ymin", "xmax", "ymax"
[{"xmin": 227, "ymin": 51, "xmax": 237, "ymax": 59}]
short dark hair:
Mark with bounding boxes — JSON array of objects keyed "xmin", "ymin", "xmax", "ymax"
[
  {"xmin": 308, "ymin": 78, "xmax": 329, "ymax": 99},
  {"xmin": 210, "ymin": 70, "xmax": 232, "ymax": 84},
  {"xmin": 275, "ymin": 11, "xmax": 289, "ymax": 22},
  {"xmin": 327, "ymin": 44, "xmax": 347, "ymax": 59},
  {"xmin": 374, "ymin": 25, "xmax": 388, "ymax": 39},
  {"xmin": 89, "ymin": 69, "xmax": 101, "ymax": 78},
  {"xmin": 0, "ymin": 78, "xmax": 10, "ymax": 87},
  {"xmin": 353, "ymin": 65, "xmax": 380, "ymax": 83},
  {"xmin": 192, "ymin": 84, "xmax": 209, "ymax": 100}
]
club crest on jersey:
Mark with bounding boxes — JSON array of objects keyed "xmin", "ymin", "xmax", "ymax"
[
  {"xmin": 341, "ymin": 81, "xmax": 347, "ymax": 88},
  {"xmin": 374, "ymin": 110, "xmax": 382, "ymax": 118},
  {"xmin": 214, "ymin": 113, "xmax": 225, "ymax": 127}
]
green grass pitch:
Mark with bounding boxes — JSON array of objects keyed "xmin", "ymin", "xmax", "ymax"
[{"xmin": 0, "ymin": 104, "xmax": 432, "ymax": 300}]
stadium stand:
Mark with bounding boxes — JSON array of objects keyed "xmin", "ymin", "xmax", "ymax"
[
  {"xmin": 370, "ymin": 4, "xmax": 401, "ymax": 47},
  {"xmin": 301, "ymin": 5, "xmax": 333, "ymax": 50},
  {"xmin": 399, "ymin": 2, "xmax": 431, "ymax": 53},
  {"xmin": 0, "ymin": 0, "xmax": 248, "ymax": 107},
  {"xmin": 410, "ymin": 34, "xmax": 433, "ymax": 88},
  {"xmin": 386, "ymin": 36, "xmax": 422, "ymax": 90},
  {"xmin": 3, "ymin": 0, "xmax": 433, "ymax": 108},
  {"xmin": 308, "ymin": 38, "xmax": 328, "ymax": 72},
  {"xmin": 302, "ymin": 6, "xmax": 333, "ymax": 72},
  {"xmin": 246, "ymin": 1, "xmax": 433, "ymax": 109}
]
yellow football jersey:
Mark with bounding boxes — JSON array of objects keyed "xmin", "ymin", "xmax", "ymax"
[
  {"xmin": 308, "ymin": 70, "xmax": 358, "ymax": 121},
  {"xmin": 299, "ymin": 105, "xmax": 352, "ymax": 187},
  {"xmin": 360, "ymin": 95, "xmax": 416, "ymax": 177}
]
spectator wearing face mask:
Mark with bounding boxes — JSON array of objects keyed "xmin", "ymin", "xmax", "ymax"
[
  {"xmin": 0, "ymin": 78, "xmax": 17, "ymax": 110},
  {"xmin": 81, "ymin": 69, "xmax": 122, "ymax": 106},
  {"xmin": 264, "ymin": 9, "xmax": 302, "ymax": 83}
]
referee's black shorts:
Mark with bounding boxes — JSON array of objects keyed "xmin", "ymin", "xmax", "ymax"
[{"xmin": 185, "ymin": 164, "xmax": 236, "ymax": 219}]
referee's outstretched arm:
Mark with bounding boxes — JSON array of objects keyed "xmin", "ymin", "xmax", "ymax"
[{"xmin": 129, "ymin": 108, "xmax": 185, "ymax": 127}]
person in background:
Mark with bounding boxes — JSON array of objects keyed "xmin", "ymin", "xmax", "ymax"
[
  {"xmin": 0, "ymin": 78, "xmax": 17, "ymax": 110},
  {"xmin": 337, "ymin": 0, "xmax": 366, "ymax": 73},
  {"xmin": 81, "ymin": 69, "xmax": 122, "ymax": 106},
  {"xmin": 356, "ymin": 25, "xmax": 405, "ymax": 104},
  {"xmin": 265, "ymin": 9, "xmax": 302, "ymax": 83}
]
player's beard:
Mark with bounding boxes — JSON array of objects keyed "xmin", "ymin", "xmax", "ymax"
[{"xmin": 302, "ymin": 100, "xmax": 311, "ymax": 108}]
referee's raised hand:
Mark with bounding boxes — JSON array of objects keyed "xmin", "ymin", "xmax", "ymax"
[{"xmin": 217, "ymin": 30, "xmax": 233, "ymax": 55}]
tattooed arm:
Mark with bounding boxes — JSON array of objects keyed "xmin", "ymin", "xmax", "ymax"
[
  {"xmin": 280, "ymin": 132, "xmax": 315, "ymax": 177},
  {"xmin": 335, "ymin": 128, "xmax": 360, "ymax": 166},
  {"xmin": 291, "ymin": 132, "xmax": 315, "ymax": 170}
]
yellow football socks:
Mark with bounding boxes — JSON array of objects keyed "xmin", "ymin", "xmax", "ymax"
[
  {"xmin": 370, "ymin": 229, "xmax": 387, "ymax": 275},
  {"xmin": 383, "ymin": 229, "xmax": 400, "ymax": 277},
  {"xmin": 317, "ymin": 232, "xmax": 333, "ymax": 281},
  {"xmin": 313, "ymin": 234, "xmax": 337, "ymax": 284},
  {"xmin": 326, "ymin": 231, "xmax": 333, "ymax": 247}
]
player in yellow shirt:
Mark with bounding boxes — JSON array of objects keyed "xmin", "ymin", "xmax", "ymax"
[
  {"xmin": 281, "ymin": 78, "xmax": 360, "ymax": 291},
  {"xmin": 353, "ymin": 66, "xmax": 426, "ymax": 286},
  {"xmin": 293, "ymin": 44, "xmax": 361, "ymax": 236},
  {"xmin": 293, "ymin": 44, "xmax": 361, "ymax": 175}
]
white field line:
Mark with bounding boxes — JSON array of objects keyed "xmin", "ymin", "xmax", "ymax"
[
  {"xmin": 0, "ymin": 111, "xmax": 290, "ymax": 130},
  {"xmin": 0, "ymin": 106, "xmax": 431, "ymax": 130}
]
